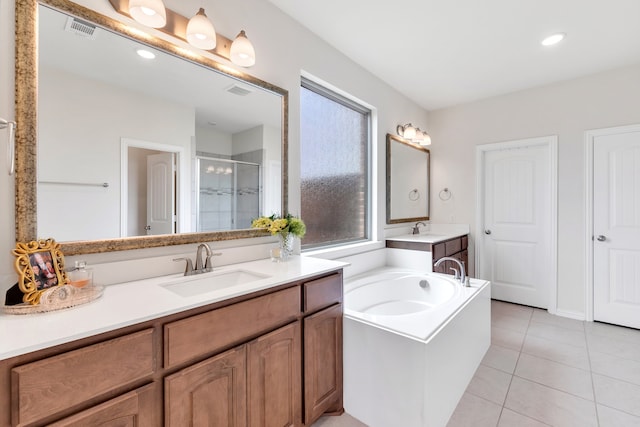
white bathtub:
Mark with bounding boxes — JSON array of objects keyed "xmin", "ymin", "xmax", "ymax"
[{"xmin": 343, "ymin": 267, "xmax": 491, "ymax": 427}]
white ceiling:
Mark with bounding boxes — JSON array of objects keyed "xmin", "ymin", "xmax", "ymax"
[{"xmin": 269, "ymin": 0, "xmax": 640, "ymax": 110}]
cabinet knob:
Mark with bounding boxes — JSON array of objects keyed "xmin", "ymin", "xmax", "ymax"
[
  {"xmin": 596, "ymin": 235, "xmax": 606, "ymax": 242},
  {"xmin": 484, "ymin": 229, "xmax": 492, "ymax": 235}
]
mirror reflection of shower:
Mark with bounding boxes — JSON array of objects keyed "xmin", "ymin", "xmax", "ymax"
[{"xmin": 196, "ymin": 156, "xmax": 261, "ymax": 231}]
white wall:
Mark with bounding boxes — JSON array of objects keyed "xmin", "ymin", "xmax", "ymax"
[
  {"xmin": 428, "ymin": 63, "xmax": 640, "ymax": 316},
  {"xmin": 0, "ymin": 0, "xmax": 427, "ymax": 293}
]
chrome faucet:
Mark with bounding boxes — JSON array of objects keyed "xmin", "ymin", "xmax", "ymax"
[
  {"xmin": 434, "ymin": 256, "xmax": 468, "ymax": 286},
  {"xmin": 173, "ymin": 243, "xmax": 221, "ymax": 276},
  {"xmin": 412, "ymin": 221, "xmax": 426, "ymax": 234}
]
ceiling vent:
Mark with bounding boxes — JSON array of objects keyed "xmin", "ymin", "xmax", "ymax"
[
  {"xmin": 65, "ymin": 16, "xmax": 98, "ymax": 40},
  {"xmin": 226, "ymin": 84, "xmax": 253, "ymax": 96}
]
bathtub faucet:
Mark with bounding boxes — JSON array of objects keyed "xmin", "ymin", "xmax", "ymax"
[
  {"xmin": 412, "ymin": 222, "xmax": 427, "ymax": 234},
  {"xmin": 434, "ymin": 257, "xmax": 468, "ymax": 286}
]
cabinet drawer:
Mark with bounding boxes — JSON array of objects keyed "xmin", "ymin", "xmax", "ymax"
[
  {"xmin": 445, "ymin": 238, "xmax": 462, "ymax": 256},
  {"xmin": 164, "ymin": 286, "xmax": 301, "ymax": 369},
  {"xmin": 12, "ymin": 329, "xmax": 155, "ymax": 426},
  {"xmin": 461, "ymin": 235, "xmax": 468, "ymax": 249},
  {"xmin": 48, "ymin": 383, "xmax": 158, "ymax": 427},
  {"xmin": 303, "ymin": 273, "xmax": 342, "ymax": 314}
]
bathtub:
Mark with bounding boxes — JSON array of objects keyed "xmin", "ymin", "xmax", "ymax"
[{"xmin": 343, "ymin": 267, "xmax": 491, "ymax": 427}]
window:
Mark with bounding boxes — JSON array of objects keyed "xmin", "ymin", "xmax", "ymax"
[{"xmin": 300, "ymin": 78, "xmax": 371, "ymax": 249}]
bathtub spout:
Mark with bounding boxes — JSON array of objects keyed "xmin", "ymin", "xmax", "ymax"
[{"xmin": 434, "ymin": 257, "xmax": 468, "ymax": 286}]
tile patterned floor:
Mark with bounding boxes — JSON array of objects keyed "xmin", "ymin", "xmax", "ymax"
[{"xmin": 315, "ymin": 300, "xmax": 640, "ymax": 427}]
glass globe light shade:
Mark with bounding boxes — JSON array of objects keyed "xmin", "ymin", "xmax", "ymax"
[
  {"xmin": 129, "ymin": 0, "xmax": 167, "ymax": 28},
  {"xmin": 230, "ymin": 30, "xmax": 256, "ymax": 67},
  {"xmin": 186, "ymin": 8, "xmax": 217, "ymax": 50}
]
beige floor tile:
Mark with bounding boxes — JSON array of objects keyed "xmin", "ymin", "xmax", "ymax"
[
  {"xmin": 504, "ymin": 377, "xmax": 597, "ymax": 427},
  {"xmin": 597, "ymin": 404, "xmax": 640, "ymax": 427},
  {"xmin": 514, "ymin": 353, "xmax": 593, "ymax": 400},
  {"xmin": 491, "ymin": 300, "xmax": 534, "ymax": 320},
  {"xmin": 593, "ymin": 374, "xmax": 640, "ymax": 417},
  {"xmin": 466, "ymin": 364, "xmax": 513, "ymax": 405},
  {"xmin": 585, "ymin": 321, "xmax": 640, "ymax": 344},
  {"xmin": 587, "ymin": 332, "xmax": 640, "ymax": 362},
  {"xmin": 492, "ymin": 326, "xmax": 526, "ymax": 351},
  {"xmin": 446, "ymin": 393, "xmax": 502, "ymax": 427},
  {"xmin": 482, "ymin": 344, "xmax": 520, "ymax": 374},
  {"xmin": 312, "ymin": 413, "xmax": 368, "ymax": 427},
  {"xmin": 521, "ymin": 334, "xmax": 590, "ymax": 370},
  {"xmin": 497, "ymin": 408, "xmax": 551, "ymax": 426},
  {"xmin": 531, "ymin": 309, "xmax": 585, "ymax": 332},
  {"xmin": 590, "ymin": 350, "xmax": 640, "ymax": 386},
  {"xmin": 526, "ymin": 321, "xmax": 587, "ymax": 348},
  {"xmin": 492, "ymin": 311, "xmax": 531, "ymax": 334}
]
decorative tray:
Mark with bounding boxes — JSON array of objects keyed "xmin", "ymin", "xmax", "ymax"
[{"xmin": 2, "ymin": 285, "xmax": 104, "ymax": 315}]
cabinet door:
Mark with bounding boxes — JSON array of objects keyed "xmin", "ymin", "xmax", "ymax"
[
  {"xmin": 48, "ymin": 383, "xmax": 158, "ymax": 427},
  {"xmin": 247, "ymin": 322, "xmax": 302, "ymax": 427},
  {"xmin": 165, "ymin": 346, "xmax": 247, "ymax": 427},
  {"xmin": 304, "ymin": 304, "xmax": 343, "ymax": 425}
]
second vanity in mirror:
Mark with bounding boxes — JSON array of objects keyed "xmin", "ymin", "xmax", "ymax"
[{"xmin": 15, "ymin": 0, "xmax": 288, "ymax": 255}]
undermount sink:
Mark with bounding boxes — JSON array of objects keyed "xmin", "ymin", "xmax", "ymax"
[{"xmin": 161, "ymin": 269, "xmax": 271, "ymax": 297}]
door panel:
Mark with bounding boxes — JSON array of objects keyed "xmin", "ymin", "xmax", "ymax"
[
  {"xmin": 480, "ymin": 141, "xmax": 552, "ymax": 308},
  {"xmin": 147, "ymin": 152, "xmax": 175, "ymax": 235},
  {"xmin": 593, "ymin": 128, "xmax": 640, "ymax": 328}
]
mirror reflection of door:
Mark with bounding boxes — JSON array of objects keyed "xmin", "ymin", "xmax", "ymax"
[
  {"xmin": 147, "ymin": 152, "xmax": 176, "ymax": 235},
  {"xmin": 126, "ymin": 146, "xmax": 177, "ymax": 237}
]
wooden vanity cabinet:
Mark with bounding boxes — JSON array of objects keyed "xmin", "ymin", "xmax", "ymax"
[
  {"xmin": 165, "ymin": 346, "xmax": 247, "ymax": 426},
  {"xmin": 302, "ymin": 274, "xmax": 344, "ymax": 425},
  {"xmin": 386, "ymin": 234, "xmax": 469, "ymax": 277},
  {"xmin": 432, "ymin": 235, "xmax": 468, "ymax": 275},
  {"xmin": 0, "ymin": 269, "xmax": 344, "ymax": 427}
]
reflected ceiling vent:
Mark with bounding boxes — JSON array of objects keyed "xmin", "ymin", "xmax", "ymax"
[
  {"xmin": 65, "ymin": 16, "xmax": 98, "ymax": 40},
  {"xmin": 226, "ymin": 84, "xmax": 253, "ymax": 96}
]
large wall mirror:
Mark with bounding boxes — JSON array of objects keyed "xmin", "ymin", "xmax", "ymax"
[
  {"xmin": 15, "ymin": 0, "xmax": 288, "ymax": 254},
  {"xmin": 386, "ymin": 133, "xmax": 430, "ymax": 224}
]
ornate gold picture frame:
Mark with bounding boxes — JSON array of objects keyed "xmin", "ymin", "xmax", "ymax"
[{"xmin": 13, "ymin": 239, "xmax": 69, "ymax": 305}]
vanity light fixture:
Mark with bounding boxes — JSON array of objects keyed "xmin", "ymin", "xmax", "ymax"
[
  {"xmin": 397, "ymin": 123, "xmax": 431, "ymax": 145},
  {"xmin": 128, "ymin": 0, "xmax": 166, "ymax": 28},
  {"xmin": 230, "ymin": 31, "xmax": 256, "ymax": 67},
  {"xmin": 186, "ymin": 8, "xmax": 217, "ymax": 50},
  {"xmin": 541, "ymin": 32, "xmax": 566, "ymax": 46},
  {"xmin": 108, "ymin": 0, "xmax": 256, "ymax": 67}
]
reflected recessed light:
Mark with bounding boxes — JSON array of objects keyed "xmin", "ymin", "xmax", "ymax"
[
  {"xmin": 541, "ymin": 33, "xmax": 566, "ymax": 46},
  {"xmin": 136, "ymin": 49, "xmax": 156, "ymax": 59}
]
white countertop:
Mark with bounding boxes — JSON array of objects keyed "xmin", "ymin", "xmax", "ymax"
[
  {"xmin": 385, "ymin": 232, "xmax": 466, "ymax": 244},
  {"xmin": 0, "ymin": 256, "xmax": 348, "ymax": 361}
]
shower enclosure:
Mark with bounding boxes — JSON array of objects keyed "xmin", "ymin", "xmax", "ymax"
[{"xmin": 196, "ymin": 156, "xmax": 261, "ymax": 231}]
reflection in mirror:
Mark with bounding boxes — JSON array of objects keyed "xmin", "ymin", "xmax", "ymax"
[
  {"xmin": 38, "ymin": 4, "xmax": 282, "ymax": 241},
  {"xmin": 386, "ymin": 133, "xmax": 430, "ymax": 224},
  {"xmin": 14, "ymin": 0, "xmax": 288, "ymax": 254}
]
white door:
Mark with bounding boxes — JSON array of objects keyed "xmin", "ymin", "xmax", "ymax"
[
  {"xmin": 147, "ymin": 152, "xmax": 175, "ymax": 235},
  {"xmin": 478, "ymin": 138, "xmax": 556, "ymax": 309},
  {"xmin": 592, "ymin": 127, "xmax": 640, "ymax": 329}
]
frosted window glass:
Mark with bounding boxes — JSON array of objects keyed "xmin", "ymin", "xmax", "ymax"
[{"xmin": 300, "ymin": 84, "xmax": 370, "ymax": 248}]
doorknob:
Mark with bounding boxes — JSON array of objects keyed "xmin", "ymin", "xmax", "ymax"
[
  {"xmin": 596, "ymin": 235, "xmax": 606, "ymax": 242},
  {"xmin": 484, "ymin": 230, "xmax": 492, "ymax": 235}
]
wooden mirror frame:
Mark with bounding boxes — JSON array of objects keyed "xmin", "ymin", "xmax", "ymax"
[{"xmin": 15, "ymin": 0, "xmax": 288, "ymax": 255}]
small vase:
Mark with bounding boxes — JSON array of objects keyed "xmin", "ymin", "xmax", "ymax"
[{"xmin": 271, "ymin": 232, "xmax": 294, "ymax": 262}]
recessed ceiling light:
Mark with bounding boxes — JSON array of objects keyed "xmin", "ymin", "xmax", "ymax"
[
  {"xmin": 541, "ymin": 33, "xmax": 566, "ymax": 46},
  {"xmin": 136, "ymin": 49, "xmax": 156, "ymax": 59}
]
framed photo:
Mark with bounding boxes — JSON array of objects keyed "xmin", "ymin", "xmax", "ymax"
[{"xmin": 13, "ymin": 239, "xmax": 69, "ymax": 305}]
